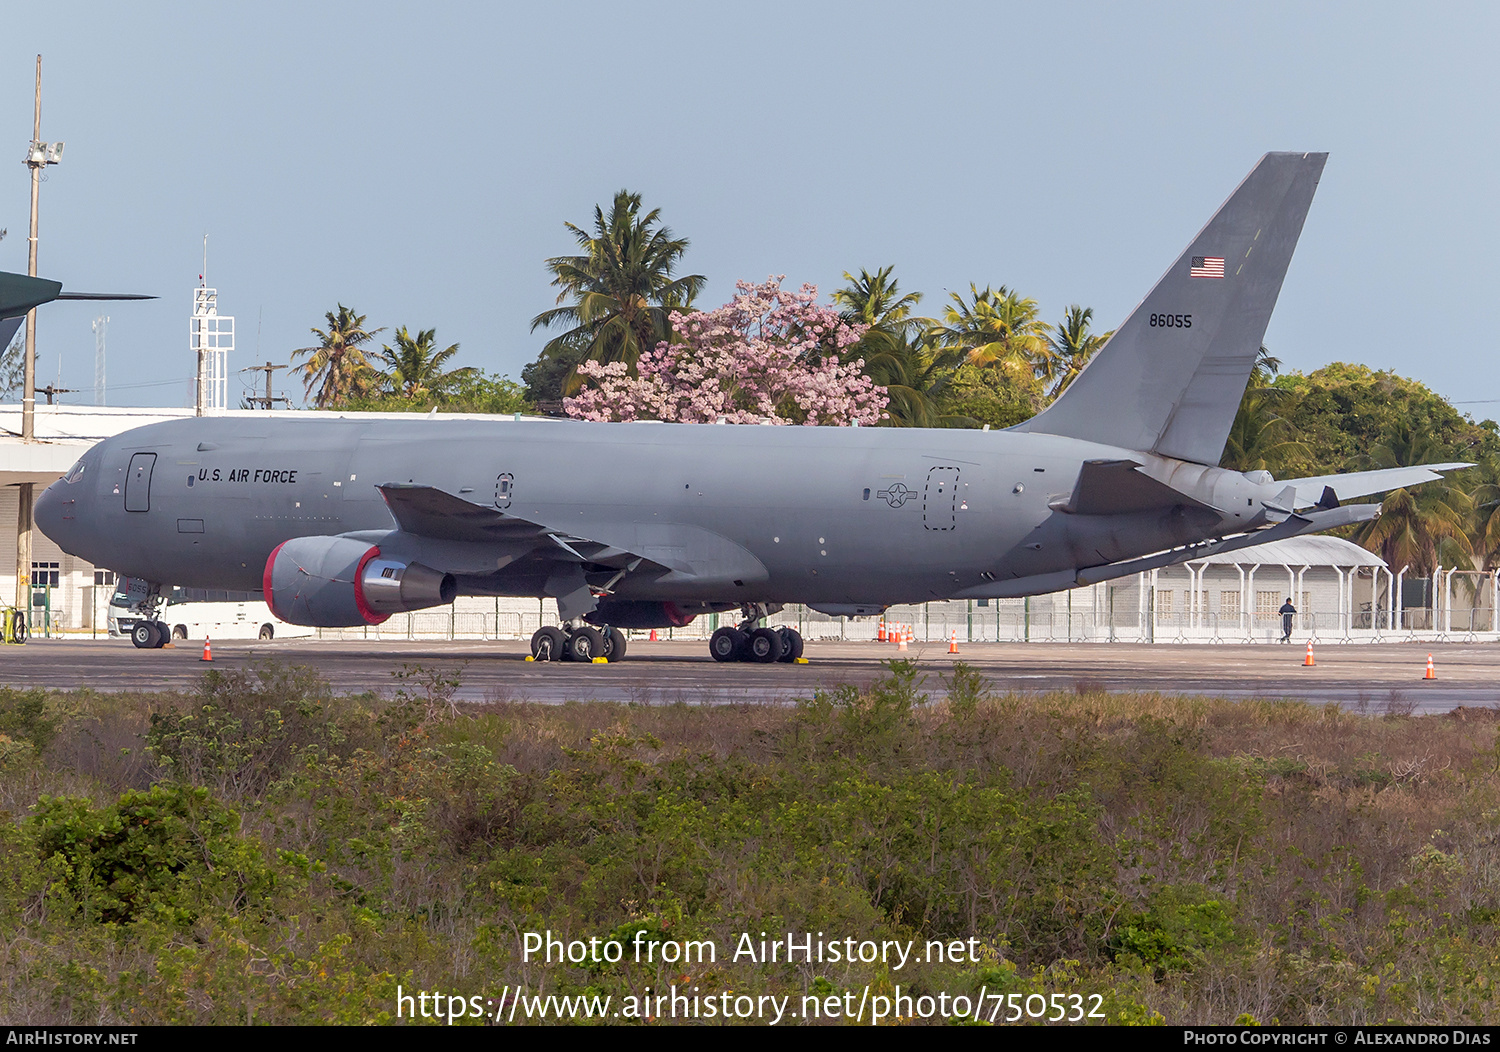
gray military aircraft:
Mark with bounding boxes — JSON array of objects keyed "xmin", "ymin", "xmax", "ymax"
[{"xmin": 34, "ymin": 152, "xmax": 1467, "ymax": 662}]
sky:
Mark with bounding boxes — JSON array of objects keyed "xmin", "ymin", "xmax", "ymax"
[{"xmin": 2, "ymin": 1, "xmax": 1496, "ymax": 412}]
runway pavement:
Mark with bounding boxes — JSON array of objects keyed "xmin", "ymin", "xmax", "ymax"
[{"xmin": 3, "ymin": 636, "xmax": 1499, "ymax": 714}]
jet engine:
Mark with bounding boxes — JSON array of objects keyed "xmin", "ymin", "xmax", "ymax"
[{"xmin": 263, "ymin": 536, "xmax": 456, "ymax": 627}]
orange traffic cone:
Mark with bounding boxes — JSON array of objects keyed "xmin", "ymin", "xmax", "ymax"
[
  {"xmin": 1303, "ymin": 641, "xmax": 1315, "ymax": 666},
  {"xmin": 649, "ymin": 629, "xmax": 658, "ymax": 642},
  {"xmin": 898, "ymin": 626, "xmax": 908, "ymax": 652},
  {"xmin": 948, "ymin": 631, "xmax": 959, "ymax": 655},
  {"xmin": 1424, "ymin": 654, "xmax": 1436, "ymax": 680},
  {"xmin": 878, "ymin": 620, "xmax": 887, "ymax": 642},
  {"xmin": 201, "ymin": 636, "xmax": 213, "ymax": 662}
]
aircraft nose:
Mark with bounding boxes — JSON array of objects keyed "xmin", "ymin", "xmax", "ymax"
[{"xmin": 34, "ymin": 478, "xmax": 74, "ymax": 546}]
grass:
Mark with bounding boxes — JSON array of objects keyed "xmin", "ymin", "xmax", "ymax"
[{"xmin": 1, "ymin": 661, "xmax": 1499, "ymax": 1025}]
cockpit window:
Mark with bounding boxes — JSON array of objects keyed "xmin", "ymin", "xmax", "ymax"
[{"xmin": 63, "ymin": 460, "xmax": 86, "ymax": 484}]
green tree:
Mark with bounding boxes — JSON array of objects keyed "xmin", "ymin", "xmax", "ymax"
[
  {"xmin": 1348, "ymin": 419, "xmax": 1475, "ymax": 576},
  {"xmin": 529, "ymin": 190, "xmax": 705, "ymax": 398},
  {"xmin": 834, "ymin": 267, "xmax": 965, "ymax": 427},
  {"xmin": 0, "ymin": 327, "xmax": 21, "ymax": 400},
  {"xmin": 931, "ymin": 284, "xmax": 1054, "ymax": 376},
  {"xmin": 292, "ymin": 306, "xmax": 384, "ymax": 409},
  {"xmin": 861, "ymin": 330, "xmax": 968, "ymax": 428},
  {"xmin": 1044, "ymin": 305, "xmax": 1112, "ymax": 399},
  {"xmin": 374, "ymin": 326, "xmax": 473, "ymax": 400},
  {"xmin": 344, "ymin": 370, "xmax": 530, "ymax": 415},
  {"xmin": 833, "ymin": 266, "xmax": 924, "ymax": 349},
  {"xmin": 1220, "ymin": 348, "xmax": 1308, "ymax": 475},
  {"xmin": 928, "ymin": 285, "xmax": 1052, "ymax": 425},
  {"xmin": 1270, "ymin": 363, "xmax": 1498, "ymax": 478}
]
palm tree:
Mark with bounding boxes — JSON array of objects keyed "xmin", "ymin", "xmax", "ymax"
[
  {"xmin": 1349, "ymin": 420, "xmax": 1474, "ymax": 576},
  {"xmin": 1044, "ymin": 305, "xmax": 1112, "ymax": 399},
  {"xmin": 375, "ymin": 326, "xmax": 473, "ymax": 400},
  {"xmin": 1220, "ymin": 389, "xmax": 1309, "ymax": 474},
  {"xmin": 930, "ymin": 284, "xmax": 1054, "ymax": 378},
  {"xmin": 293, "ymin": 306, "xmax": 384, "ymax": 409},
  {"xmin": 530, "ymin": 190, "xmax": 705, "ymax": 395},
  {"xmin": 860, "ymin": 330, "xmax": 969, "ymax": 428},
  {"xmin": 832, "ymin": 266, "xmax": 923, "ymax": 346},
  {"xmin": 1220, "ymin": 347, "xmax": 1307, "ymax": 475}
]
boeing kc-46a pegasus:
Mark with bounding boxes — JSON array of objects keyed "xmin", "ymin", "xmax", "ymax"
[{"xmin": 32, "ymin": 153, "xmax": 1468, "ymax": 662}]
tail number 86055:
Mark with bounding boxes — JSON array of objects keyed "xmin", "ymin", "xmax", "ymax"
[{"xmin": 1149, "ymin": 313, "xmax": 1192, "ymax": 328}]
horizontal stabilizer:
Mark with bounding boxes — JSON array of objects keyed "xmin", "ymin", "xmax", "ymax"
[
  {"xmin": 1287, "ymin": 463, "xmax": 1471, "ymax": 508},
  {"xmin": 1051, "ymin": 459, "xmax": 1217, "ymax": 515},
  {"xmin": 0, "ymin": 271, "xmax": 62, "ymax": 320},
  {"xmin": 55, "ymin": 291, "xmax": 156, "ymax": 301}
]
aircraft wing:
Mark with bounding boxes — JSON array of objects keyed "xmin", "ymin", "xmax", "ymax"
[
  {"xmin": 377, "ymin": 483, "xmax": 769, "ymax": 585},
  {"xmin": 1286, "ymin": 464, "xmax": 1471, "ymax": 508},
  {"xmin": 378, "ymin": 483, "xmax": 661, "ymax": 570}
]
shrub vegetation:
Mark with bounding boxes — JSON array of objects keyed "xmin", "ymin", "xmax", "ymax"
[{"xmin": 2, "ymin": 663, "xmax": 1500, "ymax": 1024}]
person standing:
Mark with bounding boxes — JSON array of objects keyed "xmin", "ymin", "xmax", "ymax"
[{"xmin": 1280, "ymin": 597, "xmax": 1297, "ymax": 642}]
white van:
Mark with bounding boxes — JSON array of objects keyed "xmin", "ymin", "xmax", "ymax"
[{"xmin": 107, "ymin": 583, "xmax": 313, "ymax": 642}]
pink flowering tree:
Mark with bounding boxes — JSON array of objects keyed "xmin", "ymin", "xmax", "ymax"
[{"xmin": 563, "ymin": 277, "xmax": 888, "ymax": 425}]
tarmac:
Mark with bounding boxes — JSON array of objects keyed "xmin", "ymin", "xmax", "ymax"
[{"xmin": 3, "ymin": 637, "xmax": 1498, "ymax": 714}]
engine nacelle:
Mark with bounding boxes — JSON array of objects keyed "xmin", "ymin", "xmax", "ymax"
[
  {"xmin": 584, "ymin": 599, "xmax": 732, "ymax": 629},
  {"xmin": 263, "ymin": 536, "xmax": 456, "ymax": 627}
]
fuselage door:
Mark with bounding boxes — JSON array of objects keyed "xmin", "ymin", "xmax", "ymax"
[
  {"xmin": 124, "ymin": 453, "xmax": 157, "ymax": 513},
  {"xmin": 924, "ymin": 466, "xmax": 960, "ymax": 531}
]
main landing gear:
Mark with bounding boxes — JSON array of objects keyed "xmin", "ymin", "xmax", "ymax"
[
  {"xmin": 709, "ymin": 605, "xmax": 803, "ymax": 663},
  {"xmin": 529, "ymin": 622, "xmax": 628, "ymax": 662},
  {"xmin": 709, "ymin": 624, "xmax": 803, "ymax": 663}
]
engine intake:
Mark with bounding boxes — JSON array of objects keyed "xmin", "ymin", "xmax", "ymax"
[{"xmin": 263, "ymin": 536, "xmax": 455, "ymax": 627}]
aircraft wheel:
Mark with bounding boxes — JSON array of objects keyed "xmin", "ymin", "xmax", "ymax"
[
  {"xmin": 131, "ymin": 621, "xmax": 159, "ymax": 649},
  {"xmin": 172, "ymin": 624, "xmax": 188, "ymax": 641},
  {"xmin": 603, "ymin": 626, "xmax": 628, "ymax": 662},
  {"xmin": 567, "ymin": 625, "xmax": 606, "ymax": 662},
  {"xmin": 709, "ymin": 626, "xmax": 746, "ymax": 663},
  {"xmin": 531, "ymin": 626, "xmax": 566, "ymax": 662},
  {"xmin": 747, "ymin": 627, "xmax": 785, "ymax": 663},
  {"xmin": 259, "ymin": 624, "xmax": 275, "ymax": 641},
  {"xmin": 777, "ymin": 627, "xmax": 803, "ymax": 662},
  {"xmin": 153, "ymin": 621, "xmax": 171, "ymax": 648}
]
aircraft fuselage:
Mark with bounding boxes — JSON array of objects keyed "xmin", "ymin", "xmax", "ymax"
[{"xmin": 38, "ymin": 414, "xmax": 1283, "ymax": 609}]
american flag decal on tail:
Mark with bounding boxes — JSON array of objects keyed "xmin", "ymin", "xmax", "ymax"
[{"xmin": 1190, "ymin": 255, "xmax": 1225, "ymax": 278}]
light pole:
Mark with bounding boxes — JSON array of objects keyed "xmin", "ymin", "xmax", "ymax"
[{"xmin": 15, "ymin": 54, "xmax": 64, "ymax": 614}]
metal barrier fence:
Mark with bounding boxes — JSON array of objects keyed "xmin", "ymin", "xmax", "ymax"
[{"xmin": 310, "ymin": 600, "xmax": 1500, "ymax": 645}]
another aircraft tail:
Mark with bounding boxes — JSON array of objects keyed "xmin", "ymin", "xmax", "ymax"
[
  {"xmin": 0, "ymin": 271, "xmax": 63, "ymax": 350},
  {"xmin": 1015, "ymin": 152, "xmax": 1327, "ymax": 466}
]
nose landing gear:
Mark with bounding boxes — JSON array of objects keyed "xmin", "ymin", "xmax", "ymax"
[{"xmin": 130, "ymin": 619, "xmax": 170, "ymax": 649}]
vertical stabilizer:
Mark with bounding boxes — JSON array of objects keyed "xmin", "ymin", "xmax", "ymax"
[{"xmin": 1015, "ymin": 152, "xmax": 1326, "ymax": 465}]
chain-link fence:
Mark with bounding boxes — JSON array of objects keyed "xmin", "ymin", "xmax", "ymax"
[{"xmin": 309, "ymin": 593, "xmax": 1500, "ymax": 645}]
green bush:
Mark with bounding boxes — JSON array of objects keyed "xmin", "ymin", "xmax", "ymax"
[{"xmin": 29, "ymin": 784, "xmax": 278, "ymax": 926}]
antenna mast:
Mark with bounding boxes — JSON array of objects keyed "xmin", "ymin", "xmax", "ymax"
[
  {"xmin": 190, "ymin": 239, "xmax": 233, "ymax": 416},
  {"xmin": 92, "ymin": 315, "xmax": 107, "ymax": 404}
]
